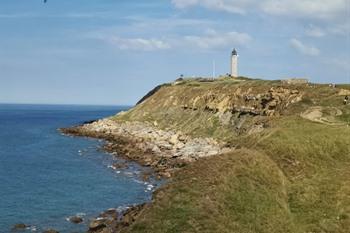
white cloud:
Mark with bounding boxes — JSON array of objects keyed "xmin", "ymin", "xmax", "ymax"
[
  {"xmin": 171, "ymin": 0, "xmax": 199, "ymax": 9},
  {"xmin": 172, "ymin": 0, "xmax": 348, "ymax": 19},
  {"xmin": 290, "ymin": 38, "xmax": 320, "ymax": 56},
  {"xmin": 109, "ymin": 37, "xmax": 171, "ymax": 51},
  {"xmin": 183, "ymin": 30, "xmax": 252, "ymax": 49},
  {"xmin": 261, "ymin": 0, "xmax": 347, "ymax": 19},
  {"xmin": 305, "ymin": 25, "xmax": 326, "ymax": 37},
  {"xmin": 94, "ymin": 28, "xmax": 251, "ymax": 51},
  {"xmin": 172, "ymin": 0, "xmax": 256, "ymax": 14}
]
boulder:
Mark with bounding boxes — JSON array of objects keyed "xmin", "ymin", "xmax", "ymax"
[
  {"xmin": 111, "ymin": 162, "xmax": 128, "ymax": 170},
  {"xmin": 339, "ymin": 89, "xmax": 350, "ymax": 96},
  {"xmin": 291, "ymin": 90, "xmax": 299, "ymax": 94},
  {"xmin": 99, "ymin": 208, "xmax": 118, "ymax": 220},
  {"xmin": 12, "ymin": 223, "xmax": 27, "ymax": 230},
  {"xmin": 121, "ymin": 204, "xmax": 146, "ymax": 226},
  {"xmin": 169, "ymin": 134, "xmax": 179, "ymax": 145},
  {"xmin": 151, "ymin": 145, "xmax": 161, "ymax": 153},
  {"xmin": 43, "ymin": 229, "xmax": 59, "ymax": 233},
  {"xmin": 174, "ymin": 142, "xmax": 185, "ymax": 150},
  {"xmin": 68, "ymin": 216, "xmax": 83, "ymax": 224},
  {"xmin": 89, "ymin": 218, "xmax": 107, "ymax": 231}
]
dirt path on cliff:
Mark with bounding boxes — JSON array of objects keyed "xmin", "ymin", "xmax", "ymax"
[{"xmin": 300, "ymin": 106, "xmax": 346, "ymax": 126}]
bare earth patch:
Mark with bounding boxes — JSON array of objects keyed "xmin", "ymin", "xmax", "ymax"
[{"xmin": 300, "ymin": 106, "xmax": 345, "ymax": 126}]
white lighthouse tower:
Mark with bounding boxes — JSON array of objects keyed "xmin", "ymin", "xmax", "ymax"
[{"xmin": 231, "ymin": 48, "xmax": 238, "ymax": 78}]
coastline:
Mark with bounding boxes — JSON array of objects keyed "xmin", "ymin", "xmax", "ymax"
[
  {"xmin": 60, "ymin": 118, "xmax": 233, "ymax": 232},
  {"xmin": 61, "ymin": 118, "xmax": 232, "ymax": 177}
]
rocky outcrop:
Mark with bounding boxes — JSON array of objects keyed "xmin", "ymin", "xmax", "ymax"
[
  {"xmin": 61, "ymin": 119, "xmax": 232, "ymax": 177},
  {"xmin": 281, "ymin": 78, "xmax": 308, "ymax": 85},
  {"xmin": 182, "ymin": 87, "xmax": 303, "ymax": 117},
  {"xmin": 87, "ymin": 205, "xmax": 146, "ymax": 233},
  {"xmin": 339, "ymin": 89, "xmax": 350, "ymax": 96}
]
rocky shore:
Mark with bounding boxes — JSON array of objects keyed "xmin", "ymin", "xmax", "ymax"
[
  {"xmin": 61, "ymin": 118, "xmax": 232, "ymax": 178},
  {"xmin": 60, "ymin": 118, "xmax": 233, "ymax": 232}
]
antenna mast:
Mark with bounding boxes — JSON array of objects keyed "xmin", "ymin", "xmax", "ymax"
[{"xmin": 212, "ymin": 60, "xmax": 216, "ymax": 79}]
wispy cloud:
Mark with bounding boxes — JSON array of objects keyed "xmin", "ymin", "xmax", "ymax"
[
  {"xmin": 0, "ymin": 11, "xmax": 122, "ymax": 19},
  {"xmin": 183, "ymin": 30, "xmax": 252, "ymax": 49},
  {"xmin": 0, "ymin": 13, "xmax": 38, "ymax": 19},
  {"xmin": 261, "ymin": 0, "xmax": 347, "ymax": 19},
  {"xmin": 94, "ymin": 29, "xmax": 252, "ymax": 51},
  {"xmin": 290, "ymin": 38, "xmax": 320, "ymax": 56},
  {"xmin": 305, "ymin": 25, "xmax": 326, "ymax": 37},
  {"xmin": 172, "ymin": 0, "xmax": 348, "ymax": 20},
  {"xmin": 172, "ymin": 0, "xmax": 256, "ymax": 14},
  {"xmin": 108, "ymin": 37, "xmax": 171, "ymax": 51}
]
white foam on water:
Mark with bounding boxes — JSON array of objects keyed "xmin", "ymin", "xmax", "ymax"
[{"xmin": 76, "ymin": 212, "xmax": 86, "ymax": 217}]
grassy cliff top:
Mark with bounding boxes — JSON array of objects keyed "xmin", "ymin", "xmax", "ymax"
[
  {"xmin": 115, "ymin": 77, "xmax": 350, "ymax": 143},
  {"xmin": 112, "ymin": 77, "xmax": 350, "ymax": 233}
]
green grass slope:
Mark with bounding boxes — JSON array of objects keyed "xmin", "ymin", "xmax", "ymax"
[{"xmin": 114, "ymin": 78, "xmax": 350, "ymax": 233}]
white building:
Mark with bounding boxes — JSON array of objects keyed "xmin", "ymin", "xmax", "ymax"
[{"xmin": 231, "ymin": 49, "xmax": 238, "ymax": 77}]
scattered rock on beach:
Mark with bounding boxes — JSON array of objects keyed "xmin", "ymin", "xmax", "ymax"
[
  {"xmin": 60, "ymin": 118, "xmax": 234, "ymax": 179},
  {"xmin": 88, "ymin": 218, "xmax": 108, "ymax": 231},
  {"xmin": 99, "ymin": 208, "xmax": 118, "ymax": 220},
  {"xmin": 111, "ymin": 162, "xmax": 129, "ymax": 170}
]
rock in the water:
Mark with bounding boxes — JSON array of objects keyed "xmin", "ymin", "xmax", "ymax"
[
  {"xmin": 68, "ymin": 216, "xmax": 83, "ymax": 224},
  {"xmin": 111, "ymin": 162, "xmax": 128, "ymax": 170},
  {"xmin": 12, "ymin": 223, "xmax": 27, "ymax": 230},
  {"xmin": 43, "ymin": 229, "xmax": 59, "ymax": 233}
]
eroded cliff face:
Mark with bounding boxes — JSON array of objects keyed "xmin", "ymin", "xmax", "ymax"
[
  {"xmin": 117, "ymin": 79, "xmax": 305, "ymax": 140},
  {"xmin": 179, "ymin": 86, "xmax": 302, "ymax": 116}
]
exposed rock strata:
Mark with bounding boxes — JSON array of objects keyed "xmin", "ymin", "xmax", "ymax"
[{"xmin": 179, "ymin": 87, "xmax": 303, "ymax": 117}]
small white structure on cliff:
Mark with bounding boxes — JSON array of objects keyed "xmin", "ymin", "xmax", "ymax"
[{"xmin": 231, "ymin": 48, "xmax": 238, "ymax": 77}]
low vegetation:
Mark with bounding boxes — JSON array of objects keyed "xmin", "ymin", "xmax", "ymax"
[{"xmin": 114, "ymin": 78, "xmax": 350, "ymax": 233}]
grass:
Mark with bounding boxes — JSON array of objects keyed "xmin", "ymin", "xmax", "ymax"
[
  {"xmin": 114, "ymin": 78, "xmax": 350, "ymax": 233},
  {"xmin": 123, "ymin": 117, "xmax": 350, "ymax": 233},
  {"xmin": 125, "ymin": 149, "xmax": 297, "ymax": 233},
  {"xmin": 257, "ymin": 117, "xmax": 350, "ymax": 233}
]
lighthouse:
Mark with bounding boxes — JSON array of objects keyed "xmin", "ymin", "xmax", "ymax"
[{"xmin": 231, "ymin": 49, "xmax": 238, "ymax": 78}]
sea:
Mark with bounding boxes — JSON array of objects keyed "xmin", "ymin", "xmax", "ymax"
[{"xmin": 0, "ymin": 104, "xmax": 159, "ymax": 233}]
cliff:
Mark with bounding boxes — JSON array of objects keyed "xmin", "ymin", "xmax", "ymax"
[
  {"xmin": 64, "ymin": 77, "xmax": 350, "ymax": 233},
  {"xmin": 115, "ymin": 77, "xmax": 348, "ymax": 143}
]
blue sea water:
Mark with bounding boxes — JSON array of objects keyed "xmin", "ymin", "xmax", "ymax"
[{"xmin": 0, "ymin": 104, "xmax": 157, "ymax": 232}]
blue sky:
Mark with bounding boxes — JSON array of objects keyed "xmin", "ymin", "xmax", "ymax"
[{"xmin": 0, "ymin": 0, "xmax": 349, "ymax": 105}]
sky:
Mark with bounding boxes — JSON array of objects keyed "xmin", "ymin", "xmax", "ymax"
[{"xmin": 0, "ymin": 0, "xmax": 349, "ymax": 105}]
